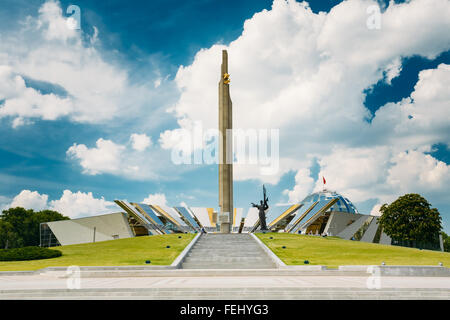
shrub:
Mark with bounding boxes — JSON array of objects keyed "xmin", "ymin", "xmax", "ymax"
[{"xmin": 0, "ymin": 246, "xmax": 62, "ymax": 261}]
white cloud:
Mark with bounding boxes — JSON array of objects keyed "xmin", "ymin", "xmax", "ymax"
[
  {"xmin": 130, "ymin": 133, "xmax": 152, "ymax": 151},
  {"xmin": 38, "ymin": 1, "xmax": 79, "ymax": 42},
  {"xmin": 3, "ymin": 189, "xmax": 117, "ymax": 219},
  {"xmin": 160, "ymin": 0, "xmax": 449, "ymax": 214},
  {"xmin": 313, "ymin": 146, "xmax": 392, "ymax": 203},
  {"xmin": 317, "ymin": 0, "xmax": 450, "ymax": 64},
  {"xmin": 371, "ymin": 64, "xmax": 450, "ymax": 150},
  {"xmin": 6, "ymin": 0, "xmax": 447, "ymax": 219},
  {"xmin": 387, "ymin": 150, "xmax": 450, "ymax": 194},
  {"xmin": 159, "ymin": 127, "xmax": 194, "ymax": 155},
  {"xmin": 384, "ymin": 58, "xmax": 402, "ymax": 84},
  {"xmin": 370, "ymin": 204, "xmax": 382, "ymax": 216},
  {"xmin": 0, "ymin": 0, "xmax": 161, "ymax": 126},
  {"xmin": 307, "ymin": 147, "xmax": 450, "ymax": 213},
  {"xmin": 67, "ymin": 134, "xmax": 177, "ymax": 180},
  {"xmin": 366, "ymin": 148, "xmax": 450, "ymax": 216},
  {"xmin": 0, "ymin": 65, "xmax": 74, "ymax": 124},
  {"xmin": 49, "ymin": 190, "xmax": 116, "ymax": 218},
  {"xmin": 8, "ymin": 190, "xmax": 48, "ymax": 211},
  {"xmin": 143, "ymin": 193, "xmax": 168, "ymax": 206},
  {"xmin": 67, "ymin": 138, "xmax": 125, "ymax": 175},
  {"xmin": 283, "ymin": 168, "xmax": 315, "ymax": 203},
  {"xmin": 161, "ymin": 0, "xmax": 450, "ymax": 183}
]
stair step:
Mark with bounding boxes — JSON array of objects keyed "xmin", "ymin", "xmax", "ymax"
[
  {"xmin": 180, "ymin": 264, "xmax": 275, "ymax": 269},
  {"xmin": 186, "ymin": 254, "xmax": 264, "ymax": 258},
  {"xmin": 183, "ymin": 259, "xmax": 272, "ymax": 264},
  {"xmin": 181, "ymin": 234, "xmax": 276, "ymax": 269}
]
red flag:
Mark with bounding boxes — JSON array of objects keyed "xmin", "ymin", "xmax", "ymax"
[{"xmin": 323, "ymin": 176, "xmax": 326, "ymax": 185}]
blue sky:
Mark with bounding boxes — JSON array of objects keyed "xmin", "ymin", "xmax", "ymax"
[{"xmin": 0, "ymin": 0, "xmax": 449, "ymax": 232}]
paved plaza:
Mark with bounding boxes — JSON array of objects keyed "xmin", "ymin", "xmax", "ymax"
[
  {"xmin": 0, "ymin": 271, "xmax": 449, "ymax": 299},
  {"xmin": 1, "ymin": 234, "xmax": 449, "ymax": 299}
]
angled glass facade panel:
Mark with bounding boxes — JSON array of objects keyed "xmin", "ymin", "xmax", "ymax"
[
  {"xmin": 268, "ymin": 204, "xmax": 301, "ymax": 229},
  {"xmin": 150, "ymin": 205, "xmax": 188, "ymax": 233},
  {"xmin": 175, "ymin": 207, "xmax": 200, "ymax": 230},
  {"xmin": 286, "ymin": 204, "xmax": 318, "ymax": 232},
  {"xmin": 152, "ymin": 205, "xmax": 182, "ymax": 227},
  {"xmin": 300, "ymin": 190, "xmax": 358, "ymax": 214},
  {"xmin": 190, "ymin": 207, "xmax": 212, "ymax": 228},
  {"xmin": 160, "ymin": 205, "xmax": 189, "ymax": 227},
  {"xmin": 134, "ymin": 203, "xmax": 164, "ymax": 226},
  {"xmin": 163, "ymin": 221, "xmax": 181, "ymax": 233},
  {"xmin": 289, "ymin": 202, "xmax": 319, "ymax": 233},
  {"xmin": 40, "ymin": 223, "xmax": 61, "ymax": 247},
  {"xmin": 294, "ymin": 198, "xmax": 339, "ymax": 233},
  {"xmin": 187, "ymin": 207, "xmax": 203, "ymax": 229},
  {"xmin": 266, "ymin": 205, "xmax": 291, "ymax": 226},
  {"xmin": 134, "ymin": 203, "xmax": 168, "ymax": 234},
  {"xmin": 115, "ymin": 200, "xmax": 153, "ymax": 228},
  {"xmin": 291, "ymin": 200, "xmax": 331, "ymax": 233}
]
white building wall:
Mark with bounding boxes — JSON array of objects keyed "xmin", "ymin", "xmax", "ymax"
[
  {"xmin": 336, "ymin": 215, "xmax": 370, "ymax": 240},
  {"xmin": 379, "ymin": 231, "xmax": 392, "ymax": 245},
  {"xmin": 360, "ymin": 216, "xmax": 380, "ymax": 243},
  {"xmin": 323, "ymin": 212, "xmax": 365, "ymax": 236},
  {"xmin": 190, "ymin": 207, "xmax": 213, "ymax": 228},
  {"xmin": 232, "ymin": 208, "xmax": 243, "ymax": 233},
  {"xmin": 242, "ymin": 207, "xmax": 259, "ymax": 233},
  {"xmin": 47, "ymin": 212, "xmax": 134, "ymax": 246}
]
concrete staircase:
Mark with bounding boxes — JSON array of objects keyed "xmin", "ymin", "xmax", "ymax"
[{"xmin": 181, "ymin": 233, "xmax": 276, "ymax": 269}]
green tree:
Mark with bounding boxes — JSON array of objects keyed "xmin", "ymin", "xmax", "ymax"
[
  {"xmin": 0, "ymin": 220, "xmax": 23, "ymax": 249},
  {"xmin": 378, "ymin": 194, "xmax": 442, "ymax": 247},
  {"xmin": 441, "ymin": 232, "xmax": 450, "ymax": 252},
  {"xmin": 0, "ymin": 207, "xmax": 33, "ymax": 247},
  {"xmin": 0, "ymin": 207, "xmax": 69, "ymax": 248}
]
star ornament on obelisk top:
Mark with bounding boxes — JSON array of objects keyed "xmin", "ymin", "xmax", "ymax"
[{"xmin": 218, "ymin": 50, "xmax": 233, "ymax": 233}]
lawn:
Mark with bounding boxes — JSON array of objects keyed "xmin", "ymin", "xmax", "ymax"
[
  {"xmin": 256, "ymin": 233, "xmax": 450, "ymax": 268},
  {"xmin": 0, "ymin": 233, "xmax": 196, "ymax": 271}
]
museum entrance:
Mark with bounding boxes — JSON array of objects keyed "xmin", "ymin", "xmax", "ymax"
[{"xmin": 305, "ymin": 212, "xmax": 331, "ymax": 235}]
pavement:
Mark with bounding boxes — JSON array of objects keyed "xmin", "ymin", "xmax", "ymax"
[
  {"xmin": 0, "ymin": 234, "xmax": 448, "ymax": 299},
  {"xmin": 1, "ymin": 273, "xmax": 450, "ymax": 289},
  {"xmin": 0, "ymin": 271, "xmax": 449, "ymax": 299}
]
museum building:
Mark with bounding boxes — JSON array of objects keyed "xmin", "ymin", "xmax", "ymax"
[{"xmin": 40, "ymin": 189, "xmax": 392, "ymax": 247}]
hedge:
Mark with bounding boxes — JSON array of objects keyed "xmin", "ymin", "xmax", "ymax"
[{"xmin": 0, "ymin": 246, "xmax": 62, "ymax": 261}]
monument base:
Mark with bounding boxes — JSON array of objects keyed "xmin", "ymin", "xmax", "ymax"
[
  {"xmin": 220, "ymin": 223, "xmax": 231, "ymax": 234},
  {"xmin": 218, "ymin": 212, "xmax": 231, "ymax": 234}
]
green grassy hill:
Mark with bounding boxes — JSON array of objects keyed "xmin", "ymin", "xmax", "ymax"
[
  {"xmin": 0, "ymin": 233, "xmax": 195, "ymax": 271},
  {"xmin": 256, "ymin": 233, "xmax": 450, "ymax": 268},
  {"xmin": 2, "ymin": 233, "xmax": 448, "ymax": 271}
]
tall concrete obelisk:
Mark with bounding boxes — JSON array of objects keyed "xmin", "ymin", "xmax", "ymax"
[{"xmin": 218, "ymin": 50, "xmax": 233, "ymax": 233}]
